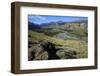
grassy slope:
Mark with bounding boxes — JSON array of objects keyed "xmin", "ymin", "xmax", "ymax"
[{"xmin": 29, "ymin": 30, "xmax": 87, "ymax": 58}]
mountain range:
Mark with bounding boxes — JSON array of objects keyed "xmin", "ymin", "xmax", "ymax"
[{"xmin": 28, "ymin": 20, "xmax": 87, "ymax": 30}]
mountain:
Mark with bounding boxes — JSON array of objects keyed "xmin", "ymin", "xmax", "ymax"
[
  {"xmin": 71, "ymin": 20, "xmax": 88, "ymax": 23},
  {"xmin": 28, "ymin": 20, "xmax": 88, "ymax": 60},
  {"xmin": 39, "ymin": 20, "xmax": 87, "ymax": 31},
  {"xmin": 28, "ymin": 22, "xmax": 41, "ymax": 30},
  {"xmin": 28, "ymin": 19, "xmax": 87, "ymax": 30}
]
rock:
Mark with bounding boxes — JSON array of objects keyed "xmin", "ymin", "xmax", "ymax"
[{"xmin": 57, "ymin": 47, "xmax": 78, "ymax": 59}]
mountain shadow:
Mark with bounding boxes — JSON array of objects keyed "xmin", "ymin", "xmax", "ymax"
[{"xmin": 28, "ymin": 22, "xmax": 41, "ymax": 30}]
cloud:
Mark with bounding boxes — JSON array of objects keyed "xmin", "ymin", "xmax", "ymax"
[
  {"xmin": 28, "ymin": 15, "xmax": 46, "ymax": 21},
  {"xmin": 35, "ymin": 16, "xmax": 46, "ymax": 20}
]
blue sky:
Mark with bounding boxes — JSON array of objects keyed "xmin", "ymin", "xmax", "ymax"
[{"xmin": 28, "ymin": 15, "xmax": 88, "ymax": 24}]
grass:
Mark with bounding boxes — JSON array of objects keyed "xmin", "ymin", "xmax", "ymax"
[{"xmin": 28, "ymin": 30, "xmax": 88, "ymax": 58}]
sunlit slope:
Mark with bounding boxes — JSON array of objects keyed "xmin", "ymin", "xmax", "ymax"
[{"xmin": 29, "ymin": 30, "xmax": 87, "ymax": 58}]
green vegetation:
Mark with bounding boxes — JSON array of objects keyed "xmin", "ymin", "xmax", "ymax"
[
  {"xmin": 28, "ymin": 30, "xmax": 87, "ymax": 60},
  {"xmin": 28, "ymin": 20, "xmax": 88, "ymax": 60}
]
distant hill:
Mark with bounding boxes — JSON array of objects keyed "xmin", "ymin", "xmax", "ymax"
[
  {"xmin": 28, "ymin": 22, "xmax": 41, "ymax": 30},
  {"xmin": 28, "ymin": 20, "xmax": 87, "ymax": 31},
  {"xmin": 38, "ymin": 20, "xmax": 87, "ymax": 30},
  {"xmin": 69, "ymin": 20, "xmax": 88, "ymax": 23}
]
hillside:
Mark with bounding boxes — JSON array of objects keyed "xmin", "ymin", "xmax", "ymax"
[
  {"xmin": 28, "ymin": 30, "xmax": 87, "ymax": 60},
  {"xmin": 28, "ymin": 20, "xmax": 88, "ymax": 40},
  {"xmin": 28, "ymin": 19, "xmax": 88, "ymax": 60}
]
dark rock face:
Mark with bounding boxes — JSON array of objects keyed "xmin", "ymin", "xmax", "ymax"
[
  {"xmin": 29, "ymin": 51, "xmax": 35, "ymax": 60},
  {"xmin": 28, "ymin": 41, "xmax": 79, "ymax": 60},
  {"xmin": 41, "ymin": 42, "xmax": 60, "ymax": 60},
  {"xmin": 28, "ymin": 41, "xmax": 60, "ymax": 60}
]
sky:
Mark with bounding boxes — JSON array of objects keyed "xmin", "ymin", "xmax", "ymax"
[{"xmin": 28, "ymin": 15, "xmax": 88, "ymax": 25}]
